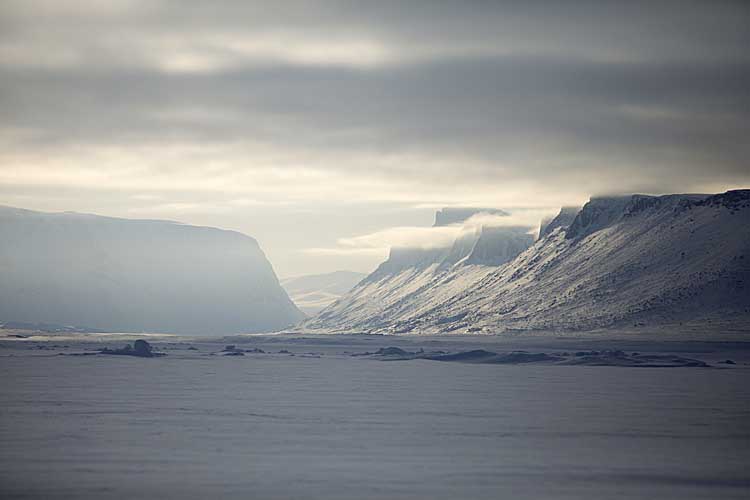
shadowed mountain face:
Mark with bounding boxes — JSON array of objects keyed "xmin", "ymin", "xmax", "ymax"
[
  {"xmin": 539, "ymin": 206, "xmax": 581, "ymax": 238},
  {"xmin": 281, "ymin": 271, "xmax": 366, "ymax": 316},
  {"xmin": 304, "ymin": 190, "xmax": 750, "ymax": 335},
  {"xmin": 0, "ymin": 206, "xmax": 303, "ymax": 335},
  {"xmin": 366, "ymin": 207, "xmax": 534, "ymax": 278}
]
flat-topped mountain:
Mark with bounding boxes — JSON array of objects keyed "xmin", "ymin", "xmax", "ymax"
[
  {"xmin": 434, "ymin": 207, "xmax": 508, "ymax": 226},
  {"xmin": 304, "ymin": 190, "xmax": 750, "ymax": 335},
  {"xmin": 0, "ymin": 206, "xmax": 303, "ymax": 335}
]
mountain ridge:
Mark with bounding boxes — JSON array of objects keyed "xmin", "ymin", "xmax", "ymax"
[{"xmin": 302, "ymin": 190, "xmax": 750, "ymax": 335}]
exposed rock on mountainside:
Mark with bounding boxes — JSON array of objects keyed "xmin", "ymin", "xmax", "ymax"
[
  {"xmin": 461, "ymin": 226, "xmax": 535, "ymax": 266},
  {"xmin": 304, "ymin": 190, "xmax": 750, "ymax": 335},
  {"xmin": 434, "ymin": 207, "xmax": 507, "ymax": 226},
  {"xmin": 368, "ymin": 207, "xmax": 534, "ymax": 279},
  {"xmin": 539, "ymin": 206, "xmax": 581, "ymax": 238},
  {"xmin": 0, "ymin": 206, "xmax": 303, "ymax": 335}
]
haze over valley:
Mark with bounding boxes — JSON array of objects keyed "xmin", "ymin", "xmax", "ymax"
[
  {"xmin": 3, "ymin": 190, "xmax": 747, "ymax": 337},
  {"xmin": 0, "ymin": 205, "xmax": 303, "ymax": 335}
]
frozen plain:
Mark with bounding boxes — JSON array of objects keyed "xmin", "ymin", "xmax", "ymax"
[{"xmin": 1, "ymin": 334, "xmax": 749, "ymax": 500}]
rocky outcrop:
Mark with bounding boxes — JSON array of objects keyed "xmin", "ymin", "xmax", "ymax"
[
  {"xmin": 463, "ymin": 227, "xmax": 534, "ymax": 266},
  {"xmin": 99, "ymin": 339, "xmax": 164, "ymax": 357},
  {"xmin": 539, "ymin": 206, "xmax": 580, "ymax": 238}
]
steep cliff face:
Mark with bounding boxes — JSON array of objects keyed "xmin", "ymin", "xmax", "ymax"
[
  {"xmin": 539, "ymin": 206, "xmax": 580, "ymax": 238},
  {"xmin": 307, "ymin": 207, "xmax": 535, "ymax": 332},
  {"xmin": 366, "ymin": 207, "xmax": 525, "ymax": 278},
  {"xmin": 463, "ymin": 227, "xmax": 535, "ymax": 266},
  {"xmin": 565, "ymin": 194, "xmax": 706, "ymax": 240},
  {"xmin": 0, "ymin": 206, "xmax": 304, "ymax": 335},
  {"xmin": 434, "ymin": 207, "xmax": 507, "ymax": 226},
  {"xmin": 304, "ymin": 190, "xmax": 750, "ymax": 335}
]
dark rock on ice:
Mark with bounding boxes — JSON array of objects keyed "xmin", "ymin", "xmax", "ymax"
[
  {"xmin": 221, "ymin": 345, "xmax": 263, "ymax": 354},
  {"xmin": 426, "ymin": 350, "xmax": 562, "ymax": 364},
  {"xmin": 562, "ymin": 353, "xmax": 708, "ymax": 367},
  {"xmin": 375, "ymin": 347, "xmax": 412, "ymax": 356},
  {"xmin": 575, "ymin": 351, "xmax": 600, "ymax": 357},
  {"xmin": 493, "ymin": 352, "xmax": 563, "ymax": 364},
  {"xmin": 99, "ymin": 339, "xmax": 164, "ymax": 358},
  {"xmin": 133, "ymin": 339, "xmax": 152, "ymax": 356},
  {"xmin": 427, "ymin": 349, "xmax": 498, "ymax": 362}
]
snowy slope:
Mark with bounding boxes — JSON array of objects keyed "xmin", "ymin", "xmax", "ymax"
[
  {"xmin": 304, "ymin": 191, "xmax": 750, "ymax": 334},
  {"xmin": 308, "ymin": 209, "xmax": 536, "ymax": 332},
  {"xmin": 0, "ymin": 206, "xmax": 304, "ymax": 335},
  {"xmin": 539, "ymin": 206, "xmax": 581, "ymax": 238},
  {"xmin": 281, "ymin": 271, "xmax": 367, "ymax": 315}
]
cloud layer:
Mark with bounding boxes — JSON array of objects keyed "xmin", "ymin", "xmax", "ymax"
[
  {"xmin": 1, "ymin": 0, "xmax": 748, "ymax": 275},
  {"xmin": 305, "ymin": 209, "xmax": 560, "ymax": 257}
]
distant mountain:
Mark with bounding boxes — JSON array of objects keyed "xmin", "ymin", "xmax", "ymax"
[
  {"xmin": 434, "ymin": 207, "xmax": 507, "ymax": 226},
  {"xmin": 0, "ymin": 206, "xmax": 304, "ymax": 335},
  {"xmin": 305, "ymin": 206, "xmax": 536, "ymax": 332},
  {"xmin": 281, "ymin": 271, "xmax": 367, "ymax": 315},
  {"xmin": 303, "ymin": 190, "xmax": 750, "ymax": 335},
  {"xmin": 370, "ymin": 206, "xmax": 532, "ymax": 277}
]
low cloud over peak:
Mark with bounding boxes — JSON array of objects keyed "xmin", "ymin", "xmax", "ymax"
[{"xmin": 305, "ymin": 207, "xmax": 560, "ymax": 257}]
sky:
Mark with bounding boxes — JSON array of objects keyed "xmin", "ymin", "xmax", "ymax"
[{"xmin": 0, "ymin": 0, "xmax": 748, "ymax": 277}]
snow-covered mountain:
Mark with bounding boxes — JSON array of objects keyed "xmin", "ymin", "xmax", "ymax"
[
  {"xmin": 0, "ymin": 206, "xmax": 304, "ymax": 335},
  {"xmin": 434, "ymin": 207, "xmax": 507, "ymax": 226},
  {"xmin": 538, "ymin": 206, "xmax": 580, "ymax": 238},
  {"xmin": 303, "ymin": 190, "xmax": 750, "ymax": 334},
  {"xmin": 281, "ymin": 271, "xmax": 367, "ymax": 315}
]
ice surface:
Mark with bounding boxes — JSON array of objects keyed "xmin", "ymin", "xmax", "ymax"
[{"xmin": 1, "ymin": 335, "xmax": 749, "ymax": 499}]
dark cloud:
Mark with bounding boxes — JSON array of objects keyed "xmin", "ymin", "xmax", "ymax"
[
  {"xmin": 0, "ymin": 0, "xmax": 748, "ymax": 274},
  {"xmin": 2, "ymin": 55, "xmax": 748, "ymax": 187}
]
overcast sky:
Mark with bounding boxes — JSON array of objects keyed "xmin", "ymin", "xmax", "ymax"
[{"xmin": 1, "ymin": 0, "xmax": 748, "ymax": 276}]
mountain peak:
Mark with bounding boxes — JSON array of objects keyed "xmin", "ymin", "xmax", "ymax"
[{"xmin": 433, "ymin": 207, "xmax": 508, "ymax": 227}]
